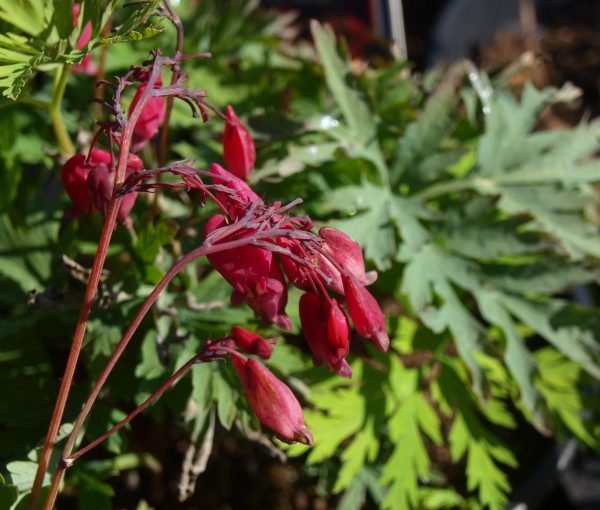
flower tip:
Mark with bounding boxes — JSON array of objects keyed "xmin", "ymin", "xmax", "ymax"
[
  {"xmin": 373, "ymin": 330, "xmax": 390, "ymax": 352},
  {"xmin": 294, "ymin": 426, "xmax": 314, "ymax": 446},
  {"xmin": 365, "ymin": 270, "xmax": 378, "ymax": 285},
  {"xmin": 225, "ymin": 104, "xmax": 237, "ymax": 120},
  {"xmin": 335, "ymin": 359, "xmax": 353, "ymax": 378},
  {"xmin": 275, "ymin": 314, "xmax": 292, "ymax": 331}
]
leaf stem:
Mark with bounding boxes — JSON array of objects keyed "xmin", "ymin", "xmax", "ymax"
[
  {"xmin": 69, "ymin": 353, "xmax": 204, "ymax": 462},
  {"xmin": 50, "ymin": 64, "xmax": 75, "ymax": 156},
  {"xmin": 41, "ymin": 227, "xmax": 287, "ymax": 507}
]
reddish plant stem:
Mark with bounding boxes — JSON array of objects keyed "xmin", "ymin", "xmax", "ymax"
[
  {"xmin": 42, "ymin": 228, "xmax": 294, "ymax": 507},
  {"xmin": 69, "ymin": 353, "xmax": 204, "ymax": 462},
  {"xmin": 30, "ymin": 60, "xmax": 163, "ymax": 510}
]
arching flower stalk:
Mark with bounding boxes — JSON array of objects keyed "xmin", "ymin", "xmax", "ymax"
[{"xmin": 34, "ymin": 7, "xmax": 389, "ymax": 510}]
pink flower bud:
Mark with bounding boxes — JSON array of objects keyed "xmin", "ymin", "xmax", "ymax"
[
  {"xmin": 343, "ymin": 275, "xmax": 389, "ymax": 352},
  {"xmin": 62, "ymin": 153, "xmax": 93, "ymax": 216},
  {"xmin": 130, "ymin": 77, "xmax": 166, "ymax": 151},
  {"xmin": 85, "ymin": 149, "xmax": 143, "ymax": 223},
  {"xmin": 299, "ymin": 293, "xmax": 351, "ymax": 377},
  {"xmin": 210, "ymin": 163, "xmax": 260, "ymax": 219},
  {"xmin": 320, "ymin": 227, "xmax": 377, "ymax": 288},
  {"xmin": 231, "ymin": 326, "xmax": 274, "ymax": 359},
  {"xmin": 223, "ymin": 105, "xmax": 256, "ymax": 180},
  {"xmin": 71, "ymin": 4, "xmax": 96, "ymax": 75},
  {"xmin": 232, "ymin": 356, "xmax": 313, "ymax": 445}
]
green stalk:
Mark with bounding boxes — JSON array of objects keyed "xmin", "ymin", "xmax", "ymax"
[{"xmin": 50, "ymin": 63, "xmax": 75, "ymax": 156}]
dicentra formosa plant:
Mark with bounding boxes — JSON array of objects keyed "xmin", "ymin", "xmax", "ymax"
[{"xmin": 29, "ymin": 15, "xmax": 389, "ymax": 510}]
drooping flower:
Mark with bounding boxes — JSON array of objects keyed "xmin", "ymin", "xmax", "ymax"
[
  {"xmin": 240, "ymin": 259, "xmax": 291, "ymax": 330},
  {"xmin": 279, "ymin": 238, "xmax": 343, "ymax": 295},
  {"xmin": 231, "ymin": 326, "xmax": 274, "ymax": 359},
  {"xmin": 204, "ymin": 214, "xmax": 271, "ymax": 297},
  {"xmin": 232, "ymin": 355, "xmax": 313, "ymax": 445},
  {"xmin": 130, "ymin": 76, "xmax": 166, "ymax": 151},
  {"xmin": 204, "ymin": 214, "xmax": 291, "ymax": 329},
  {"xmin": 86, "ymin": 150, "xmax": 142, "ymax": 219},
  {"xmin": 343, "ymin": 275, "xmax": 389, "ymax": 352},
  {"xmin": 71, "ymin": 3, "xmax": 96, "ymax": 75},
  {"xmin": 319, "ymin": 227, "xmax": 376, "ymax": 288},
  {"xmin": 62, "ymin": 153, "xmax": 94, "ymax": 216},
  {"xmin": 299, "ymin": 293, "xmax": 351, "ymax": 377},
  {"xmin": 223, "ymin": 105, "xmax": 256, "ymax": 180},
  {"xmin": 209, "ymin": 163, "xmax": 260, "ymax": 219},
  {"xmin": 84, "ymin": 149, "xmax": 143, "ymax": 223}
]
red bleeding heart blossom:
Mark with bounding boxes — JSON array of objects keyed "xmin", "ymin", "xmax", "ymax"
[
  {"xmin": 62, "ymin": 153, "xmax": 94, "ymax": 216},
  {"xmin": 62, "ymin": 149, "xmax": 143, "ymax": 224},
  {"xmin": 71, "ymin": 3, "xmax": 96, "ymax": 75},
  {"xmin": 238, "ymin": 259, "xmax": 291, "ymax": 330},
  {"xmin": 231, "ymin": 326, "xmax": 275, "ymax": 359},
  {"xmin": 343, "ymin": 275, "xmax": 389, "ymax": 352},
  {"xmin": 223, "ymin": 105, "xmax": 256, "ymax": 180},
  {"xmin": 232, "ymin": 355, "xmax": 313, "ymax": 445},
  {"xmin": 204, "ymin": 214, "xmax": 291, "ymax": 329},
  {"xmin": 210, "ymin": 163, "xmax": 259, "ymax": 219},
  {"xmin": 319, "ymin": 227, "xmax": 377, "ymax": 289},
  {"xmin": 299, "ymin": 293, "xmax": 351, "ymax": 377},
  {"xmin": 87, "ymin": 150, "xmax": 143, "ymax": 224},
  {"xmin": 130, "ymin": 76, "xmax": 166, "ymax": 151},
  {"xmin": 279, "ymin": 238, "xmax": 343, "ymax": 295},
  {"xmin": 204, "ymin": 215, "xmax": 271, "ymax": 297}
]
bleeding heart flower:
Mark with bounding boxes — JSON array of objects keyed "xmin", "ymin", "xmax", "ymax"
[
  {"xmin": 240, "ymin": 259, "xmax": 291, "ymax": 330},
  {"xmin": 62, "ymin": 153, "xmax": 93, "ymax": 216},
  {"xmin": 232, "ymin": 355, "xmax": 313, "ymax": 445},
  {"xmin": 130, "ymin": 76, "xmax": 166, "ymax": 151},
  {"xmin": 319, "ymin": 227, "xmax": 377, "ymax": 288},
  {"xmin": 343, "ymin": 275, "xmax": 389, "ymax": 352},
  {"xmin": 231, "ymin": 326, "xmax": 275, "ymax": 359},
  {"xmin": 204, "ymin": 214, "xmax": 271, "ymax": 296},
  {"xmin": 204, "ymin": 214, "xmax": 291, "ymax": 329},
  {"xmin": 223, "ymin": 105, "xmax": 256, "ymax": 180},
  {"xmin": 85, "ymin": 149, "xmax": 143, "ymax": 224},
  {"xmin": 210, "ymin": 163, "xmax": 260, "ymax": 219},
  {"xmin": 299, "ymin": 293, "xmax": 351, "ymax": 377},
  {"xmin": 279, "ymin": 238, "xmax": 343, "ymax": 295}
]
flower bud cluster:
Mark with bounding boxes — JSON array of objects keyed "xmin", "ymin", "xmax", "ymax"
[
  {"xmin": 59, "ymin": 56, "xmax": 387, "ymax": 444},
  {"xmin": 203, "ymin": 162, "xmax": 390, "ymax": 379},
  {"xmin": 61, "ymin": 71, "xmax": 167, "ymax": 223}
]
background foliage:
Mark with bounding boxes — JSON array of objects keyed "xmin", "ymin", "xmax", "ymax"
[{"xmin": 1, "ymin": 1, "xmax": 599, "ymax": 509}]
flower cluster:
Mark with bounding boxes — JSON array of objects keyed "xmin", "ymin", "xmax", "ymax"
[
  {"xmin": 199, "ymin": 162, "xmax": 389, "ymax": 379},
  {"xmin": 61, "ymin": 74, "xmax": 166, "ymax": 223},
  {"xmin": 61, "ymin": 57, "xmax": 388, "ymax": 445}
]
